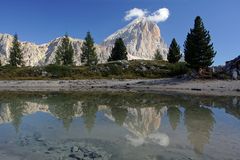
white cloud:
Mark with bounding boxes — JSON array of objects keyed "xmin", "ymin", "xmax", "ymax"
[
  {"xmin": 124, "ymin": 8, "xmax": 147, "ymax": 21},
  {"xmin": 124, "ymin": 7, "xmax": 170, "ymax": 23},
  {"xmin": 147, "ymin": 8, "xmax": 170, "ymax": 23}
]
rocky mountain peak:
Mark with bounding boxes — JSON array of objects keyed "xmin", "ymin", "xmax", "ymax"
[
  {"xmin": 103, "ymin": 17, "xmax": 168, "ymax": 60},
  {"xmin": 0, "ymin": 18, "xmax": 168, "ymax": 66}
]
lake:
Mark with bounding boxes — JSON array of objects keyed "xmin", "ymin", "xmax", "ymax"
[{"xmin": 0, "ymin": 92, "xmax": 239, "ymax": 160}]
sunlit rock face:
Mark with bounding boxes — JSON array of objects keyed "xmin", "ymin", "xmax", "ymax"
[
  {"xmin": 0, "ymin": 100, "xmax": 170, "ymax": 147},
  {"xmin": 123, "ymin": 107, "xmax": 163, "ymax": 137},
  {"xmin": 0, "ymin": 102, "xmax": 84, "ymax": 125},
  {"xmin": 43, "ymin": 37, "xmax": 84, "ymax": 66},
  {"xmin": 0, "ymin": 102, "xmax": 49, "ymax": 124},
  {"xmin": 0, "ymin": 34, "xmax": 47, "ymax": 66},
  {"xmin": 0, "ymin": 18, "xmax": 168, "ymax": 66},
  {"xmin": 0, "ymin": 34, "xmax": 105, "ymax": 66},
  {"xmin": 103, "ymin": 17, "xmax": 168, "ymax": 60},
  {"xmin": 0, "ymin": 104, "xmax": 12, "ymax": 124},
  {"xmin": 105, "ymin": 107, "xmax": 169, "ymax": 147},
  {"xmin": 43, "ymin": 37, "xmax": 106, "ymax": 66}
]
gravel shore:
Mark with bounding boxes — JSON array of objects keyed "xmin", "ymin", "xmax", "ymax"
[{"xmin": 0, "ymin": 79, "xmax": 239, "ymax": 96}]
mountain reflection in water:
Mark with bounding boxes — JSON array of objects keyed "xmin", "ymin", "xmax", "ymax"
[{"xmin": 0, "ymin": 92, "xmax": 239, "ymax": 160}]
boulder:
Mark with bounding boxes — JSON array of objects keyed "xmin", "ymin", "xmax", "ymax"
[
  {"xmin": 225, "ymin": 55, "xmax": 240, "ymax": 80},
  {"xmin": 232, "ymin": 69, "xmax": 238, "ymax": 80}
]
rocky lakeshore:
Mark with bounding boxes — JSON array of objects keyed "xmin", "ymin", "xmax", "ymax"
[
  {"xmin": 0, "ymin": 79, "xmax": 239, "ymax": 96},
  {"xmin": 1, "ymin": 133, "xmax": 111, "ymax": 160}
]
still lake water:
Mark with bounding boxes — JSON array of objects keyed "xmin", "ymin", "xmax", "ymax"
[{"xmin": 0, "ymin": 92, "xmax": 239, "ymax": 160}]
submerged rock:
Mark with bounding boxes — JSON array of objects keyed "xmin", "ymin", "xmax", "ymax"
[
  {"xmin": 71, "ymin": 146, "xmax": 79, "ymax": 152},
  {"xmin": 15, "ymin": 133, "xmax": 112, "ymax": 160}
]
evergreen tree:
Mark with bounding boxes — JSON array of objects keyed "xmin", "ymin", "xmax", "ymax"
[
  {"xmin": 108, "ymin": 38, "xmax": 128, "ymax": 61},
  {"xmin": 184, "ymin": 106, "xmax": 215, "ymax": 154},
  {"xmin": 167, "ymin": 107, "xmax": 181, "ymax": 130},
  {"xmin": 111, "ymin": 107, "xmax": 128, "ymax": 126},
  {"xmin": 154, "ymin": 49, "xmax": 163, "ymax": 60},
  {"xmin": 55, "ymin": 34, "xmax": 74, "ymax": 66},
  {"xmin": 9, "ymin": 34, "xmax": 24, "ymax": 67},
  {"xmin": 81, "ymin": 32, "xmax": 98, "ymax": 66},
  {"xmin": 82, "ymin": 103, "xmax": 98, "ymax": 132},
  {"xmin": 184, "ymin": 16, "xmax": 216, "ymax": 71},
  {"xmin": 167, "ymin": 38, "xmax": 181, "ymax": 63},
  {"xmin": 9, "ymin": 100, "xmax": 25, "ymax": 133}
]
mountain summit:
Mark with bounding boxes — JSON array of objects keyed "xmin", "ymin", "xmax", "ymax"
[
  {"xmin": 0, "ymin": 18, "xmax": 168, "ymax": 66},
  {"xmin": 103, "ymin": 17, "xmax": 168, "ymax": 60}
]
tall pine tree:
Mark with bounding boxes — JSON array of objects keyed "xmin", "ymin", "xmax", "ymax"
[
  {"xmin": 154, "ymin": 49, "xmax": 163, "ymax": 60},
  {"xmin": 55, "ymin": 34, "xmax": 74, "ymax": 66},
  {"xmin": 184, "ymin": 16, "xmax": 216, "ymax": 71},
  {"xmin": 9, "ymin": 34, "xmax": 24, "ymax": 67},
  {"xmin": 167, "ymin": 38, "xmax": 181, "ymax": 64},
  {"xmin": 108, "ymin": 38, "xmax": 128, "ymax": 61},
  {"xmin": 81, "ymin": 32, "xmax": 98, "ymax": 66}
]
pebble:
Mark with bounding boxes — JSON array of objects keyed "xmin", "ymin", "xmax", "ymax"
[
  {"xmin": 36, "ymin": 138, "xmax": 45, "ymax": 142},
  {"xmin": 71, "ymin": 146, "xmax": 79, "ymax": 152}
]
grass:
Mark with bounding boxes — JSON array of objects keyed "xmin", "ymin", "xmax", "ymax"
[{"xmin": 0, "ymin": 60, "xmax": 189, "ymax": 80}]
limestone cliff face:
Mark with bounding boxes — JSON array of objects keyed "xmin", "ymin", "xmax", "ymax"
[
  {"xmin": 0, "ymin": 102, "xmax": 84, "ymax": 124},
  {"xmin": 104, "ymin": 106, "xmax": 169, "ymax": 147},
  {"xmin": 0, "ymin": 104, "xmax": 12, "ymax": 124},
  {"xmin": 0, "ymin": 34, "xmax": 47, "ymax": 66},
  {"xmin": 123, "ymin": 107, "xmax": 163, "ymax": 137},
  {"xmin": 103, "ymin": 17, "xmax": 168, "ymax": 60},
  {"xmin": 0, "ymin": 18, "xmax": 168, "ymax": 66},
  {"xmin": 0, "ymin": 34, "xmax": 105, "ymax": 66}
]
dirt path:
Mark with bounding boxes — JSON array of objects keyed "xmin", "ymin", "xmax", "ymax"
[{"xmin": 0, "ymin": 79, "xmax": 239, "ymax": 96}]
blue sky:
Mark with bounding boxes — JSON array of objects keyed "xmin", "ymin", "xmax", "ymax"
[{"xmin": 0, "ymin": 0, "xmax": 239, "ymax": 65}]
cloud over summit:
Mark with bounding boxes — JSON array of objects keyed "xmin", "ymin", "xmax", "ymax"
[
  {"xmin": 124, "ymin": 8, "xmax": 147, "ymax": 21},
  {"xmin": 124, "ymin": 8, "xmax": 170, "ymax": 23}
]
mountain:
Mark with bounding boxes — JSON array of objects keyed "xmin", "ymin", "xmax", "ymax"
[
  {"xmin": 102, "ymin": 17, "xmax": 168, "ymax": 60},
  {"xmin": 0, "ymin": 34, "xmax": 47, "ymax": 66},
  {"xmin": 0, "ymin": 34, "xmax": 106, "ymax": 66},
  {"xmin": 0, "ymin": 18, "xmax": 168, "ymax": 66}
]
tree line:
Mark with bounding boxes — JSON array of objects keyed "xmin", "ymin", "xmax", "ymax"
[{"xmin": 6, "ymin": 16, "xmax": 216, "ymax": 72}]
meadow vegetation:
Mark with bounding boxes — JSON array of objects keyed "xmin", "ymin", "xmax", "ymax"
[{"xmin": 0, "ymin": 60, "xmax": 188, "ymax": 80}]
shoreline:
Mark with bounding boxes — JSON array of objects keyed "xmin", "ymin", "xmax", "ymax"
[{"xmin": 0, "ymin": 78, "xmax": 239, "ymax": 96}]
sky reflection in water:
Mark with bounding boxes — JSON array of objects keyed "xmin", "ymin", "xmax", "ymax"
[{"xmin": 0, "ymin": 92, "xmax": 239, "ymax": 160}]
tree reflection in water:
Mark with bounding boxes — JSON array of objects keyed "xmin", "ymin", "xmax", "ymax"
[
  {"xmin": 167, "ymin": 106, "xmax": 181, "ymax": 130},
  {"xmin": 184, "ymin": 106, "xmax": 215, "ymax": 154},
  {"xmin": 0, "ymin": 92, "xmax": 239, "ymax": 155}
]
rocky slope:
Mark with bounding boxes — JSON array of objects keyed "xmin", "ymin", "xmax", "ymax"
[
  {"xmin": 0, "ymin": 17, "xmax": 168, "ymax": 66},
  {"xmin": 0, "ymin": 34, "xmax": 47, "ymax": 66},
  {"xmin": 0, "ymin": 34, "xmax": 105, "ymax": 66},
  {"xmin": 102, "ymin": 17, "xmax": 168, "ymax": 60}
]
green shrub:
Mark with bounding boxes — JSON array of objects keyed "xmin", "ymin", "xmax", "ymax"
[
  {"xmin": 168, "ymin": 62, "xmax": 189, "ymax": 76},
  {"xmin": 44, "ymin": 64, "xmax": 73, "ymax": 78},
  {"xmin": 0, "ymin": 60, "xmax": 190, "ymax": 80}
]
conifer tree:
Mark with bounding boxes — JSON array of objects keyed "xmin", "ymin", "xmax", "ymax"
[
  {"xmin": 154, "ymin": 49, "xmax": 163, "ymax": 60},
  {"xmin": 81, "ymin": 32, "xmax": 98, "ymax": 66},
  {"xmin": 167, "ymin": 38, "xmax": 181, "ymax": 63},
  {"xmin": 108, "ymin": 38, "xmax": 128, "ymax": 61},
  {"xmin": 55, "ymin": 34, "xmax": 74, "ymax": 66},
  {"xmin": 184, "ymin": 16, "xmax": 216, "ymax": 70},
  {"xmin": 9, "ymin": 34, "xmax": 24, "ymax": 67}
]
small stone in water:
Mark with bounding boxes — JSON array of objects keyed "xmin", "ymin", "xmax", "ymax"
[
  {"xmin": 71, "ymin": 146, "xmax": 79, "ymax": 152},
  {"xmin": 36, "ymin": 137, "xmax": 45, "ymax": 142},
  {"xmin": 48, "ymin": 147, "xmax": 54, "ymax": 151},
  {"xmin": 69, "ymin": 154, "xmax": 81, "ymax": 160},
  {"xmin": 89, "ymin": 152, "xmax": 101, "ymax": 159}
]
